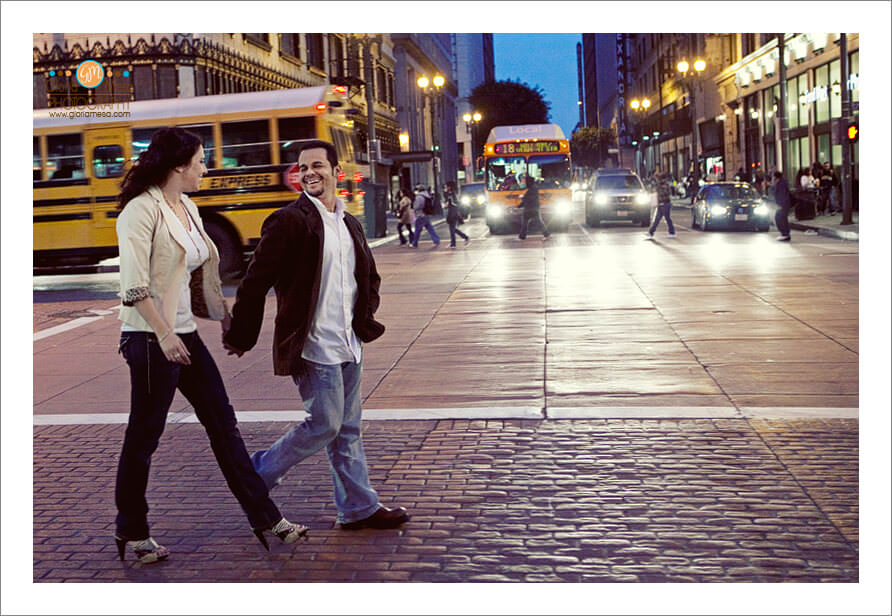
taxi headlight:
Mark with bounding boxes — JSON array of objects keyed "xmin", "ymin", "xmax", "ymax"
[
  {"xmin": 554, "ymin": 201, "xmax": 573, "ymax": 217},
  {"xmin": 635, "ymin": 192, "xmax": 650, "ymax": 206},
  {"xmin": 754, "ymin": 204, "xmax": 769, "ymax": 216},
  {"xmin": 486, "ymin": 204, "xmax": 505, "ymax": 219},
  {"xmin": 710, "ymin": 204, "xmax": 726, "ymax": 216},
  {"xmin": 594, "ymin": 192, "xmax": 609, "ymax": 206},
  {"xmin": 460, "ymin": 195, "xmax": 470, "ymax": 206}
]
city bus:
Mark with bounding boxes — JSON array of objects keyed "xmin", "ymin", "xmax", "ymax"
[
  {"xmin": 33, "ymin": 85, "xmax": 368, "ymax": 279},
  {"xmin": 481, "ymin": 123, "xmax": 574, "ymax": 234}
]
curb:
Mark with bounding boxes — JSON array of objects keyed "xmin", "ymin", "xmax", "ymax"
[{"xmin": 790, "ymin": 221, "xmax": 859, "ymax": 241}]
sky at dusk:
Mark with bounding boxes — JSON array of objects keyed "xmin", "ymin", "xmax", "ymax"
[{"xmin": 494, "ymin": 33, "xmax": 582, "ymax": 138}]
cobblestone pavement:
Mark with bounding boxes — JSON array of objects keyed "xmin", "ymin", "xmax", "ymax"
[{"xmin": 33, "ymin": 416, "xmax": 858, "ymax": 583}]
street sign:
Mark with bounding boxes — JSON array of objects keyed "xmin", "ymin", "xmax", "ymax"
[{"xmin": 283, "ymin": 163, "xmax": 301, "ymax": 192}]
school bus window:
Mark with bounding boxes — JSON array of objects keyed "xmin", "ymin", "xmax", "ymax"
[
  {"xmin": 221, "ymin": 120, "xmax": 271, "ymax": 168},
  {"xmin": 131, "ymin": 127, "xmax": 167, "ymax": 161},
  {"xmin": 46, "ymin": 133, "xmax": 85, "ymax": 180},
  {"xmin": 93, "ymin": 145, "xmax": 126, "ymax": 179},
  {"xmin": 331, "ymin": 127, "xmax": 355, "ymax": 163},
  {"xmin": 178, "ymin": 124, "xmax": 216, "ymax": 169},
  {"xmin": 278, "ymin": 117, "xmax": 316, "ymax": 163},
  {"xmin": 33, "ymin": 136, "xmax": 43, "ymax": 181}
]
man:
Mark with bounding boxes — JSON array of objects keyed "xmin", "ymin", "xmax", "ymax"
[
  {"xmin": 223, "ymin": 139, "xmax": 409, "ymax": 530},
  {"xmin": 819, "ymin": 161, "xmax": 840, "ymax": 215},
  {"xmin": 517, "ymin": 173, "xmax": 550, "ymax": 240},
  {"xmin": 645, "ymin": 168, "xmax": 676, "ymax": 239},
  {"xmin": 411, "ymin": 184, "xmax": 440, "ymax": 248},
  {"xmin": 773, "ymin": 170, "xmax": 792, "ymax": 241}
]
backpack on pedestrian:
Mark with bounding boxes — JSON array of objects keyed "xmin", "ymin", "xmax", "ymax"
[{"xmin": 422, "ymin": 192, "xmax": 434, "ymax": 215}]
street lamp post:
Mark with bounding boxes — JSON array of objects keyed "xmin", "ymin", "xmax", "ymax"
[
  {"xmin": 417, "ymin": 74, "xmax": 445, "ymax": 204},
  {"xmin": 677, "ymin": 59, "xmax": 706, "ymax": 189},
  {"xmin": 630, "ymin": 97, "xmax": 651, "ymax": 176},
  {"xmin": 462, "ymin": 111, "xmax": 482, "ymax": 179}
]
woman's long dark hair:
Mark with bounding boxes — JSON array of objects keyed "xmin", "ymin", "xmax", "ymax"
[{"xmin": 118, "ymin": 127, "xmax": 202, "ymax": 208}]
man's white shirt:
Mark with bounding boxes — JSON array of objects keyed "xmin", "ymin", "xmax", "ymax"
[{"xmin": 301, "ymin": 195, "xmax": 362, "ymax": 365}]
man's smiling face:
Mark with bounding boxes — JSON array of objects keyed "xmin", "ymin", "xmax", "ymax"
[{"xmin": 297, "ymin": 147, "xmax": 341, "ymax": 204}]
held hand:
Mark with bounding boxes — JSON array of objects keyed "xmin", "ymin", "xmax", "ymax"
[
  {"xmin": 223, "ymin": 341, "xmax": 244, "ymax": 358},
  {"xmin": 160, "ymin": 332, "xmax": 190, "ymax": 365},
  {"xmin": 221, "ymin": 314, "xmax": 232, "ymax": 336}
]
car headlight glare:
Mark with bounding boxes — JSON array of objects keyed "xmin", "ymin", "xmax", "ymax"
[
  {"xmin": 476, "ymin": 195, "xmax": 485, "ymax": 205},
  {"xmin": 554, "ymin": 201, "xmax": 572, "ymax": 217},
  {"xmin": 754, "ymin": 204, "xmax": 769, "ymax": 216},
  {"xmin": 486, "ymin": 204, "xmax": 505, "ymax": 219},
  {"xmin": 594, "ymin": 193, "xmax": 608, "ymax": 206},
  {"xmin": 571, "ymin": 182, "xmax": 580, "ymax": 191},
  {"xmin": 635, "ymin": 192, "xmax": 650, "ymax": 206},
  {"xmin": 460, "ymin": 195, "xmax": 470, "ymax": 206},
  {"xmin": 710, "ymin": 204, "xmax": 726, "ymax": 216}
]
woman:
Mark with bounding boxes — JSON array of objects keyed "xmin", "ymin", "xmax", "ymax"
[
  {"xmin": 396, "ymin": 189, "xmax": 415, "ymax": 245},
  {"xmin": 443, "ymin": 181, "xmax": 469, "ymax": 247},
  {"xmin": 114, "ymin": 127, "xmax": 306, "ymax": 564}
]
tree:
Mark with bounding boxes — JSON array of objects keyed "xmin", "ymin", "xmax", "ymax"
[
  {"xmin": 468, "ymin": 79, "xmax": 551, "ymax": 143},
  {"xmin": 570, "ymin": 126, "xmax": 616, "ymax": 169}
]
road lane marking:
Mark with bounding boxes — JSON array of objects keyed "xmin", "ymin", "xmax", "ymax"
[
  {"xmin": 33, "ymin": 406, "xmax": 858, "ymax": 426},
  {"xmin": 33, "ymin": 307, "xmax": 118, "ymax": 341}
]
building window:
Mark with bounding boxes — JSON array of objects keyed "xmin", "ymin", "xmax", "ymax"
[
  {"xmin": 307, "ymin": 34, "xmax": 325, "ymax": 71},
  {"xmin": 829, "ymin": 58, "xmax": 841, "ymax": 118},
  {"xmin": 280, "ymin": 34, "xmax": 300, "ymax": 60},
  {"xmin": 244, "ymin": 33, "xmax": 272, "ymax": 51},
  {"xmin": 133, "ymin": 65, "xmax": 154, "ymax": 100},
  {"xmin": 329, "ymin": 35, "xmax": 344, "ymax": 77},
  {"xmin": 376, "ymin": 66, "xmax": 386, "ymax": 103},
  {"xmin": 34, "ymin": 74, "xmax": 48, "ymax": 108},
  {"xmin": 156, "ymin": 65, "xmax": 177, "ymax": 99},
  {"xmin": 814, "ymin": 62, "xmax": 830, "ymax": 124}
]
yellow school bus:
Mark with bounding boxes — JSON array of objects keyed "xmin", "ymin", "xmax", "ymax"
[
  {"xmin": 481, "ymin": 123, "xmax": 574, "ymax": 234},
  {"xmin": 33, "ymin": 85, "xmax": 368, "ymax": 279}
]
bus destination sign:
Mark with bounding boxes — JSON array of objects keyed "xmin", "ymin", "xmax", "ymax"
[{"xmin": 493, "ymin": 140, "xmax": 562, "ymax": 155}]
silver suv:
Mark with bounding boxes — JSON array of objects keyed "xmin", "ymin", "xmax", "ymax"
[{"xmin": 585, "ymin": 169, "xmax": 652, "ymax": 227}]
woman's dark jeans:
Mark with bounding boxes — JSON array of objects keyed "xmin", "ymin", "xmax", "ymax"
[{"xmin": 115, "ymin": 331, "xmax": 281, "ymax": 539}]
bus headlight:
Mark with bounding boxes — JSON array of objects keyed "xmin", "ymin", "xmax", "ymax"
[
  {"xmin": 554, "ymin": 201, "xmax": 573, "ymax": 217},
  {"xmin": 594, "ymin": 192, "xmax": 609, "ymax": 206},
  {"xmin": 635, "ymin": 192, "xmax": 650, "ymax": 206},
  {"xmin": 486, "ymin": 204, "xmax": 505, "ymax": 219},
  {"xmin": 754, "ymin": 204, "xmax": 769, "ymax": 216},
  {"xmin": 460, "ymin": 195, "xmax": 470, "ymax": 206},
  {"xmin": 710, "ymin": 205, "xmax": 726, "ymax": 216}
]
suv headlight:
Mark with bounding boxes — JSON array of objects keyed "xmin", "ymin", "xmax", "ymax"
[
  {"xmin": 710, "ymin": 204, "xmax": 726, "ymax": 216},
  {"xmin": 635, "ymin": 192, "xmax": 650, "ymax": 206},
  {"xmin": 594, "ymin": 192, "xmax": 608, "ymax": 206},
  {"xmin": 460, "ymin": 195, "xmax": 470, "ymax": 206}
]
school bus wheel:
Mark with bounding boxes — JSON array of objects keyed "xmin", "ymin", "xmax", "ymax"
[{"xmin": 204, "ymin": 219, "xmax": 244, "ymax": 283}]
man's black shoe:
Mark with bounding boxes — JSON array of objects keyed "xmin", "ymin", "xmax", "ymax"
[{"xmin": 340, "ymin": 506, "xmax": 410, "ymax": 530}]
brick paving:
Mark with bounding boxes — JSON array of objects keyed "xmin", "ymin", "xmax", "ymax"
[{"xmin": 33, "ymin": 416, "xmax": 858, "ymax": 583}]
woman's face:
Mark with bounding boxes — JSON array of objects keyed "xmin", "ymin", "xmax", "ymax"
[{"xmin": 178, "ymin": 145, "xmax": 207, "ymax": 192}]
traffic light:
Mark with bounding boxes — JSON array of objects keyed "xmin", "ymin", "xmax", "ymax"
[{"xmin": 846, "ymin": 120, "xmax": 858, "ymax": 142}]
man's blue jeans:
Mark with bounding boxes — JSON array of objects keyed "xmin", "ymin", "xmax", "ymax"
[
  {"xmin": 251, "ymin": 359, "xmax": 381, "ymax": 524},
  {"xmin": 412, "ymin": 214, "xmax": 440, "ymax": 246},
  {"xmin": 649, "ymin": 203, "xmax": 675, "ymax": 235}
]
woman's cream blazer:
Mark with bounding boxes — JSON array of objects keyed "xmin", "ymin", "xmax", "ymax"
[{"xmin": 117, "ymin": 185, "xmax": 229, "ymax": 332}]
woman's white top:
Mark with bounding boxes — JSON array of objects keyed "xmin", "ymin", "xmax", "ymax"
[{"xmin": 122, "ymin": 207, "xmax": 209, "ymax": 334}]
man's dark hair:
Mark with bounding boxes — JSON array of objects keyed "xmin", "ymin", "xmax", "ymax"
[
  {"xmin": 297, "ymin": 139, "xmax": 339, "ymax": 169},
  {"xmin": 774, "ymin": 171, "xmax": 784, "ymax": 179}
]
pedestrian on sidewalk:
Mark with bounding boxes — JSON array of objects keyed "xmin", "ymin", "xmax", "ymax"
[
  {"xmin": 772, "ymin": 170, "xmax": 792, "ymax": 241},
  {"xmin": 395, "ymin": 189, "xmax": 415, "ymax": 245},
  {"xmin": 443, "ymin": 181, "xmax": 469, "ymax": 248},
  {"xmin": 518, "ymin": 173, "xmax": 550, "ymax": 239},
  {"xmin": 223, "ymin": 139, "xmax": 410, "ymax": 531},
  {"xmin": 411, "ymin": 185, "xmax": 440, "ymax": 248},
  {"xmin": 645, "ymin": 168, "xmax": 676, "ymax": 239},
  {"xmin": 819, "ymin": 161, "xmax": 840, "ymax": 215},
  {"xmin": 113, "ymin": 127, "xmax": 306, "ymax": 564}
]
